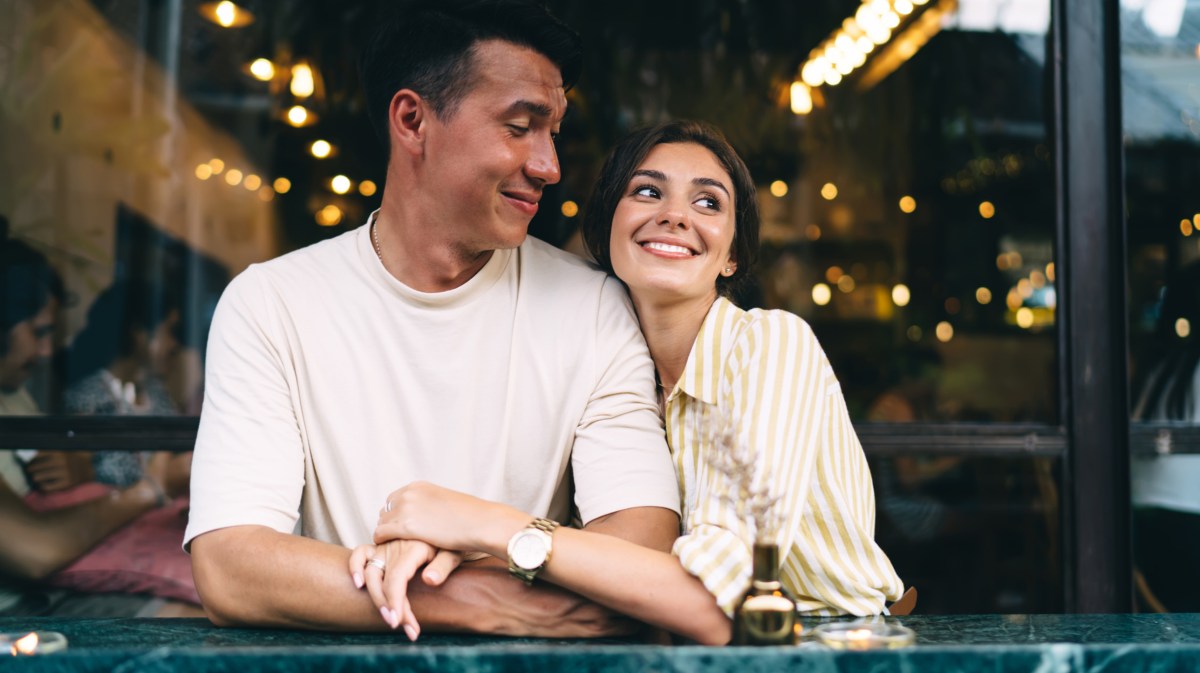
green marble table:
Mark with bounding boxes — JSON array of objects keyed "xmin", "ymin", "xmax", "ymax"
[{"xmin": 2, "ymin": 613, "xmax": 1199, "ymax": 671}]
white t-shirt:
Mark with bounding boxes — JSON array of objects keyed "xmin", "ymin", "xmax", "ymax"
[{"xmin": 184, "ymin": 219, "xmax": 680, "ymax": 549}]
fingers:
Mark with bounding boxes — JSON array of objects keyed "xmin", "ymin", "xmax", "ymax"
[
  {"xmin": 381, "ymin": 541, "xmax": 434, "ymax": 638},
  {"xmin": 347, "ymin": 544, "xmax": 375, "ymax": 590},
  {"xmin": 422, "ymin": 549, "xmax": 463, "ymax": 586}
]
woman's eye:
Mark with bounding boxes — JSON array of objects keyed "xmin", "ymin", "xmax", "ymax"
[
  {"xmin": 696, "ymin": 195, "xmax": 721, "ymax": 210},
  {"xmin": 632, "ymin": 185, "xmax": 660, "ymax": 198},
  {"xmin": 508, "ymin": 125, "xmax": 529, "ymax": 136}
]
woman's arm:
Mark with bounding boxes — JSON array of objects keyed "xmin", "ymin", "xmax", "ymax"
[
  {"xmin": 371, "ymin": 482, "xmax": 731, "ymax": 645},
  {"xmin": 0, "ymin": 475, "xmax": 161, "ymax": 580}
]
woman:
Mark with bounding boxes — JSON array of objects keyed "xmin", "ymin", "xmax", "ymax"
[{"xmin": 350, "ymin": 121, "xmax": 903, "ymax": 643}]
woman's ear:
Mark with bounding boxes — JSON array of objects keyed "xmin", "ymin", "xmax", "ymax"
[{"xmin": 722, "ymin": 260, "xmax": 738, "ymax": 277}]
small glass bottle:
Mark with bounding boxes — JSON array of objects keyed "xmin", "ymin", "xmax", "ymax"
[{"xmin": 733, "ymin": 542, "xmax": 798, "ymax": 646}]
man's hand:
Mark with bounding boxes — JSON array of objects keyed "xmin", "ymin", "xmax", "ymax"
[{"xmin": 26, "ymin": 451, "xmax": 94, "ymax": 492}]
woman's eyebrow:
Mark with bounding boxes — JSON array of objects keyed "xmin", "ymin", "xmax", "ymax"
[
  {"xmin": 694, "ymin": 177, "xmax": 730, "ymax": 197},
  {"xmin": 632, "ymin": 169, "xmax": 666, "ymax": 181}
]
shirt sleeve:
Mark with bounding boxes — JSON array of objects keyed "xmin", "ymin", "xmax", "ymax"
[
  {"xmin": 183, "ymin": 268, "xmax": 306, "ymax": 550},
  {"xmin": 672, "ymin": 311, "xmax": 900, "ymax": 615},
  {"xmin": 570, "ymin": 277, "xmax": 681, "ymax": 525}
]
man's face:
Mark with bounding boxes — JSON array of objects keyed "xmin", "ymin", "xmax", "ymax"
[
  {"xmin": 0, "ymin": 298, "xmax": 57, "ymax": 393},
  {"xmin": 418, "ymin": 40, "xmax": 566, "ymax": 253}
]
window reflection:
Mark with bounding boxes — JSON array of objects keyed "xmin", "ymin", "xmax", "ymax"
[
  {"xmin": 1, "ymin": 0, "xmax": 1067, "ymax": 615},
  {"xmin": 1122, "ymin": 0, "xmax": 1200, "ymax": 614}
]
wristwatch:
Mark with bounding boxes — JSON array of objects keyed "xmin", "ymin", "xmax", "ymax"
[{"xmin": 507, "ymin": 517, "xmax": 559, "ymax": 584}]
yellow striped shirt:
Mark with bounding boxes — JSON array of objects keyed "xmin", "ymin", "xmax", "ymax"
[{"xmin": 667, "ymin": 297, "xmax": 904, "ymax": 616}]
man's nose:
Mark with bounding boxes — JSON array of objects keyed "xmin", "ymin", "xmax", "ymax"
[{"xmin": 525, "ymin": 135, "xmax": 561, "ymax": 186}]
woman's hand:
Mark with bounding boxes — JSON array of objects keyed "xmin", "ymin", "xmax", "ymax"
[
  {"xmin": 373, "ymin": 481, "xmax": 527, "ymax": 555},
  {"xmin": 348, "ymin": 539, "xmax": 465, "ymax": 639}
]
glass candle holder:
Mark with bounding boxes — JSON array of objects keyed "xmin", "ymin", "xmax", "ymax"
[
  {"xmin": 813, "ymin": 621, "xmax": 915, "ymax": 650},
  {"xmin": 2, "ymin": 631, "xmax": 69, "ymax": 656}
]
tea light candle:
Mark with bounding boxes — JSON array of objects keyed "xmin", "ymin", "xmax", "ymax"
[
  {"xmin": 813, "ymin": 621, "xmax": 915, "ymax": 650},
  {"xmin": 2, "ymin": 631, "xmax": 69, "ymax": 655}
]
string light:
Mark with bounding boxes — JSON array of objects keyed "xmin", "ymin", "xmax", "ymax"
[
  {"xmin": 291, "ymin": 63, "xmax": 315, "ymax": 99},
  {"xmin": 248, "ymin": 58, "xmax": 275, "ymax": 81},
  {"xmin": 311, "ymin": 140, "xmax": 333, "ymax": 158},
  {"xmin": 330, "ymin": 175, "xmax": 352, "ymax": 195}
]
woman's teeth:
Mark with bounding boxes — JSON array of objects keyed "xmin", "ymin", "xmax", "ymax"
[{"xmin": 643, "ymin": 242, "xmax": 693, "ymax": 255}]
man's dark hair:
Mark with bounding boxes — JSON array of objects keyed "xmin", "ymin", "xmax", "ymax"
[
  {"xmin": 1, "ymin": 219, "xmax": 65, "ymax": 356},
  {"xmin": 359, "ymin": 0, "xmax": 582, "ymax": 145},
  {"xmin": 582, "ymin": 120, "xmax": 761, "ymax": 299}
]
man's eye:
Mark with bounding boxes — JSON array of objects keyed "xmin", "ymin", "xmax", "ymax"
[{"xmin": 508, "ymin": 125, "xmax": 529, "ymax": 136}]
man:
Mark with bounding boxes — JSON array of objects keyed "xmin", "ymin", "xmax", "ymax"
[{"xmin": 185, "ymin": 0, "xmax": 680, "ymax": 636}]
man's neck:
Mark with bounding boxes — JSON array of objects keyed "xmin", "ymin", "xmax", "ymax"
[{"xmin": 373, "ymin": 199, "xmax": 497, "ymax": 293}]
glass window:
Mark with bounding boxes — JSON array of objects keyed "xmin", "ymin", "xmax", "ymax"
[
  {"xmin": 0, "ymin": 0, "xmax": 1061, "ymax": 615},
  {"xmin": 1121, "ymin": 0, "xmax": 1200, "ymax": 614}
]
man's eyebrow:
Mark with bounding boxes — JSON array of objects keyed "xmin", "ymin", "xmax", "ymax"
[{"xmin": 504, "ymin": 100, "xmax": 558, "ymax": 120}]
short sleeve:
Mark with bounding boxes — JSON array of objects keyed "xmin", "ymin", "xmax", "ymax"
[
  {"xmin": 183, "ymin": 268, "xmax": 306, "ymax": 550},
  {"xmin": 570, "ymin": 277, "xmax": 680, "ymax": 525}
]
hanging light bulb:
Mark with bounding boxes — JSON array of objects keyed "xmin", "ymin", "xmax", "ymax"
[
  {"xmin": 291, "ymin": 63, "xmax": 316, "ymax": 99},
  {"xmin": 199, "ymin": 1, "xmax": 254, "ymax": 28},
  {"xmin": 248, "ymin": 58, "xmax": 275, "ymax": 82}
]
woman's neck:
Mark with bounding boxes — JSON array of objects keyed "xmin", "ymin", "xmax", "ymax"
[{"xmin": 631, "ymin": 290, "xmax": 718, "ymax": 395}]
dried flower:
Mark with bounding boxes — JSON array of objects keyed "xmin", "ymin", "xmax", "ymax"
[{"xmin": 704, "ymin": 409, "xmax": 782, "ymax": 541}]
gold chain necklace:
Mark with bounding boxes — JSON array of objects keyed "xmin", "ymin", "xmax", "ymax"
[{"xmin": 371, "ymin": 220, "xmax": 384, "ymax": 263}]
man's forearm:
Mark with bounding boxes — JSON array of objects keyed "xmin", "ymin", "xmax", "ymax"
[{"xmin": 190, "ymin": 526, "xmax": 626, "ymax": 636}]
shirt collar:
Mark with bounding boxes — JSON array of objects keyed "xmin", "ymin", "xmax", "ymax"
[{"xmin": 672, "ymin": 296, "xmax": 744, "ymax": 406}]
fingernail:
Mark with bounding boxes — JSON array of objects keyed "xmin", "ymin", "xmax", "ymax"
[
  {"xmin": 388, "ymin": 609, "xmax": 401, "ymax": 629},
  {"xmin": 425, "ymin": 570, "xmax": 440, "ymax": 584},
  {"xmin": 353, "ymin": 572, "xmax": 363, "ymax": 589},
  {"xmin": 404, "ymin": 624, "xmax": 418, "ymax": 641},
  {"xmin": 379, "ymin": 606, "xmax": 392, "ymax": 626}
]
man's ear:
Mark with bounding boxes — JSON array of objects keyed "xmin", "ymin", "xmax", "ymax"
[{"xmin": 389, "ymin": 89, "xmax": 427, "ymax": 156}]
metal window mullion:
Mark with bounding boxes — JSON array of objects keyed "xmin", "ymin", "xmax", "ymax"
[{"xmin": 1054, "ymin": 0, "xmax": 1131, "ymax": 613}]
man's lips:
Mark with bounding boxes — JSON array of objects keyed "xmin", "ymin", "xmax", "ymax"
[{"xmin": 501, "ymin": 191, "xmax": 540, "ymax": 216}]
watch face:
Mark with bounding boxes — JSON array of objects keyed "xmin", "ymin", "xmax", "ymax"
[{"xmin": 511, "ymin": 531, "xmax": 549, "ymax": 570}]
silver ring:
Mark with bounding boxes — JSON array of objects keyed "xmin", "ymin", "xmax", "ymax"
[
  {"xmin": 384, "ymin": 500, "xmax": 393, "ymax": 513},
  {"xmin": 368, "ymin": 557, "xmax": 386, "ymax": 572}
]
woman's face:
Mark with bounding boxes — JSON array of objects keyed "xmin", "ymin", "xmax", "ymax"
[{"xmin": 608, "ymin": 142, "xmax": 736, "ymax": 305}]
